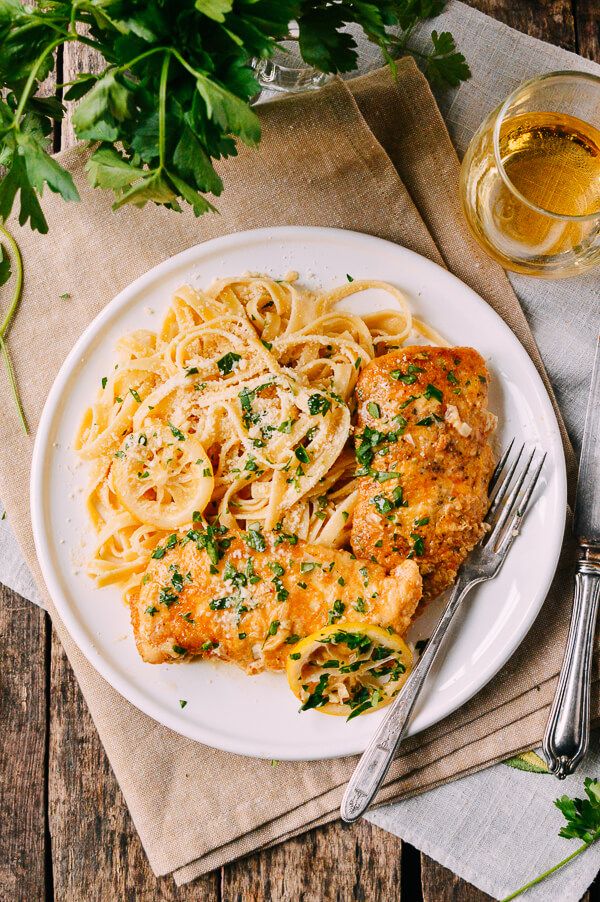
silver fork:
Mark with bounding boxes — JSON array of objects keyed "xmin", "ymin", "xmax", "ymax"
[{"xmin": 340, "ymin": 442, "xmax": 547, "ymax": 823}]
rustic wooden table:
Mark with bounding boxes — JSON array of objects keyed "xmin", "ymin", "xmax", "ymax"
[{"xmin": 2, "ymin": 2, "xmax": 599, "ymax": 899}]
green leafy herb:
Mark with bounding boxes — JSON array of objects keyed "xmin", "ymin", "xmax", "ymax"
[
  {"xmin": 245, "ymin": 524, "xmax": 266, "ymax": 552},
  {"xmin": 390, "ymin": 364, "xmax": 424, "ymax": 385},
  {"xmin": 501, "ymin": 779, "xmax": 600, "ymax": 901},
  {"xmin": 217, "ymin": 352, "xmax": 241, "ymax": 375},
  {"xmin": 366, "ymin": 401, "xmax": 381, "ymax": 418},
  {"xmin": 423, "ymin": 383, "xmax": 443, "ymax": 403},
  {"xmin": 308, "ymin": 393, "xmax": 331, "ymax": 416},
  {"xmin": 169, "ymin": 422, "xmax": 186, "ymax": 440}
]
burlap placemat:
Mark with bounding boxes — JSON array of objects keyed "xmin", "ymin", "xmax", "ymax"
[{"xmin": 1, "ymin": 60, "xmax": 593, "ymax": 884}]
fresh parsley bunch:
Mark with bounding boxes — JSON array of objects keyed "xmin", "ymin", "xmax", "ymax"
[
  {"xmin": 0, "ymin": 0, "xmax": 469, "ymax": 235},
  {"xmin": 0, "ymin": 0, "xmax": 469, "ymax": 429}
]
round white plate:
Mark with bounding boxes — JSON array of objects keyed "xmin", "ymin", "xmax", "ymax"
[{"xmin": 31, "ymin": 227, "xmax": 566, "ymax": 760}]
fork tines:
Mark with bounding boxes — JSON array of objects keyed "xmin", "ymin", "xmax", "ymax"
[{"xmin": 485, "ymin": 441, "xmax": 547, "ymax": 553}]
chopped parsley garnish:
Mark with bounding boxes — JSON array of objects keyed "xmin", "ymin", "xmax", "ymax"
[
  {"xmin": 201, "ymin": 640, "xmax": 219, "ymax": 651},
  {"xmin": 129, "ymin": 387, "xmax": 141, "ymax": 403},
  {"xmin": 285, "ymin": 635, "xmax": 300, "ymax": 645},
  {"xmin": 308, "ymin": 393, "xmax": 331, "ymax": 416},
  {"xmin": 261, "ymin": 339, "xmax": 272, "ymax": 351},
  {"xmin": 409, "ymin": 533, "xmax": 425, "ymax": 557},
  {"xmin": 267, "ymin": 619, "xmax": 280, "ymax": 637},
  {"xmin": 295, "ymin": 446, "xmax": 310, "ymax": 464},
  {"xmin": 359, "ymin": 566, "xmax": 369, "ymax": 587},
  {"xmin": 172, "ymin": 645, "xmax": 187, "ymax": 655},
  {"xmin": 366, "ymin": 401, "xmax": 381, "ymax": 418},
  {"xmin": 168, "ymin": 422, "xmax": 186, "ymax": 441},
  {"xmin": 272, "ymin": 576, "xmax": 289, "ymax": 603},
  {"xmin": 416, "ymin": 416, "xmax": 435, "ymax": 427},
  {"xmin": 217, "ymin": 352, "xmax": 241, "ymax": 375},
  {"xmin": 300, "ymin": 674, "xmax": 330, "ymax": 711},
  {"xmin": 289, "ymin": 652, "xmax": 301, "ymax": 660},
  {"xmin": 300, "ymin": 561, "xmax": 318, "ymax": 573},
  {"xmin": 390, "ymin": 363, "xmax": 424, "ymax": 385},
  {"xmin": 414, "ymin": 516, "xmax": 430, "ymax": 527},
  {"xmin": 447, "ymin": 371, "xmax": 459, "ymax": 386},
  {"xmin": 245, "ymin": 525, "xmax": 266, "ymax": 552},
  {"xmin": 159, "ymin": 587, "xmax": 179, "ymax": 608},
  {"xmin": 179, "ymin": 699, "xmax": 187, "ymax": 708},
  {"xmin": 423, "ymin": 383, "xmax": 443, "ymax": 403},
  {"xmin": 180, "ymin": 612, "xmax": 194, "ymax": 623},
  {"xmin": 268, "ymin": 561, "xmax": 285, "ymax": 577},
  {"xmin": 101, "ymin": 376, "xmax": 107, "ymax": 389},
  {"xmin": 478, "ymin": 374, "xmax": 487, "ymax": 384},
  {"xmin": 238, "ymin": 632, "xmax": 247, "ymax": 640},
  {"xmin": 354, "ymin": 598, "xmax": 366, "ymax": 612},
  {"xmin": 328, "ymin": 599, "xmax": 345, "ymax": 624},
  {"xmin": 346, "ymin": 273, "xmax": 354, "ymax": 282},
  {"xmin": 145, "ymin": 605, "xmax": 158, "ymax": 616},
  {"xmin": 209, "ymin": 595, "xmax": 236, "ymax": 610},
  {"xmin": 185, "ymin": 366, "xmax": 199, "ymax": 376}
]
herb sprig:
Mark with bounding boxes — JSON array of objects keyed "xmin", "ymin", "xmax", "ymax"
[{"xmin": 501, "ymin": 777, "xmax": 600, "ymax": 901}]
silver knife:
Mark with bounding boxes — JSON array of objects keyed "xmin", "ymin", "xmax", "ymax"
[{"xmin": 543, "ymin": 335, "xmax": 600, "ymax": 778}]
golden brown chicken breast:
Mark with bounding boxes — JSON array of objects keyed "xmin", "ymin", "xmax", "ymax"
[
  {"xmin": 131, "ymin": 525, "xmax": 422, "ymax": 672},
  {"xmin": 351, "ymin": 346, "xmax": 496, "ymax": 601}
]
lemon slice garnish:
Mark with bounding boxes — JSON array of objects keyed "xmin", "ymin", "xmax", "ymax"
[
  {"xmin": 112, "ymin": 422, "xmax": 213, "ymax": 529},
  {"xmin": 286, "ymin": 622, "xmax": 412, "ymax": 720}
]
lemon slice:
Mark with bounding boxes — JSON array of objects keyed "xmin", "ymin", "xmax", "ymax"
[
  {"xmin": 286, "ymin": 622, "xmax": 412, "ymax": 720},
  {"xmin": 112, "ymin": 423, "xmax": 213, "ymax": 529}
]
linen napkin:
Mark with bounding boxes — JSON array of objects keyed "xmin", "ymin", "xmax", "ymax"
[{"xmin": 1, "ymin": 59, "xmax": 597, "ymax": 884}]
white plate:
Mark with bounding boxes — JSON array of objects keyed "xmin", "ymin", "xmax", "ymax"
[{"xmin": 31, "ymin": 227, "xmax": 566, "ymax": 760}]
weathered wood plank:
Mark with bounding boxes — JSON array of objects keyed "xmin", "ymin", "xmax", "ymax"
[
  {"xmin": 48, "ymin": 632, "xmax": 219, "ymax": 901},
  {"xmin": 0, "ymin": 585, "xmax": 48, "ymax": 900},
  {"xmin": 421, "ymin": 857, "xmax": 496, "ymax": 901},
  {"xmin": 221, "ymin": 820, "xmax": 404, "ymax": 902},
  {"xmin": 467, "ymin": 0, "xmax": 577, "ymax": 49},
  {"xmin": 60, "ymin": 35, "xmax": 105, "ymax": 148},
  {"xmin": 574, "ymin": 0, "xmax": 600, "ymax": 61}
]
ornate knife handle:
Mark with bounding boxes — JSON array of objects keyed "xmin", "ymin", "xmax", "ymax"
[
  {"xmin": 543, "ymin": 554, "xmax": 600, "ymax": 779},
  {"xmin": 341, "ymin": 573, "xmax": 475, "ymax": 823}
]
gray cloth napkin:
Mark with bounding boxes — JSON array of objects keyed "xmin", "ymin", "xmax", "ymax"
[{"xmin": 2, "ymin": 3, "xmax": 599, "ymax": 899}]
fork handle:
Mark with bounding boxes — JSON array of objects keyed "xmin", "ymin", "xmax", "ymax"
[
  {"xmin": 340, "ymin": 573, "xmax": 476, "ymax": 823},
  {"xmin": 543, "ymin": 558, "xmax": 600, "ymax": 779}
]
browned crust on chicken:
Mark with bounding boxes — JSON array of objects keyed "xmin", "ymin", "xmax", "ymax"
[
  {"xmin": 131, "ymin": 529, "xmax": 422, "ymax": 672},
  {"xmin": 350, "ymin": 346, "xmax": 496, "ymax": 602}
]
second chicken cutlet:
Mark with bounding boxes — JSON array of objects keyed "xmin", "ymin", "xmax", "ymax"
[
  {"xmin": 131, "ymin": 525, "xmax": 422, "ymax": 672},
  {"xmin": 351, "ymin": 346, "xmax": 496, "ymax": 601}
]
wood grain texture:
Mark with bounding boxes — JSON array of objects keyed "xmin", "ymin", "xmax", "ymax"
[
  {"xmin": 0, "ymin": 585, "xmax": 48, "ymax": 900},
  {"xmin": 467, "ymin": 0, "xmax": 577, "ymax": 49},
  {"xmin": 221, "ymin": 820, "xmax": 404, "ymax": 902},
  {"xmin": 574, "ymin": 0, "xmax": 600, "ymax": 61},
  {"xmin": 47, "ymin": 631, "xmax": 219, "ymax": 902}
]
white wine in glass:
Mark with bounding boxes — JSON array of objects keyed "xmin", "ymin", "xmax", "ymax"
[{"xmin": 460, "ymin": 72, "xmax": 600, "ymax": 277}]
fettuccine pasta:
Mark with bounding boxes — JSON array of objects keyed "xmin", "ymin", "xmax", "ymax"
[{"xmin": 75, "ymin": 273, "xmax": 445, "ymax": 600}]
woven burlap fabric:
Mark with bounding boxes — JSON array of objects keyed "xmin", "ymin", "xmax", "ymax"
[{"xmin": 1, "ymin": 60, "xmax": 594, "ymax": 883}]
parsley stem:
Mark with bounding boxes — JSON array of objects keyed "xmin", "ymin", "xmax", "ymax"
[
  {"xmin": 501, "ymin": 832, "xmax": 600, "ymax": 902},
  {"xmin": 0, "ymin": 222, "xmax": 23, "ymax": 339},
  {"xmin": 115, "ymin": 46, "xmax": 172, "ymax": 76},
  {"xmin": 158, "ymin": 52, "xmax": 171, "ymax": 170},
  {"xmin": 13, "ymin": 35, "xmax": 72, "ymax": 127},
  {"xmin": 0, "ymin": 334, "xmax": 28, "ymax": 434}
]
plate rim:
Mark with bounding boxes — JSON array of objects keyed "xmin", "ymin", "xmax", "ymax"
[{"xmin": 30, "ymin": 225, "xmax": 567, "ymax": 760}]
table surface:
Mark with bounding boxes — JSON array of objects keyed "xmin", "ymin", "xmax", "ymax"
[{"xmin": 2, "ymin": 2, "xmax": 599, "ymax": 900}]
